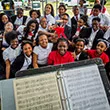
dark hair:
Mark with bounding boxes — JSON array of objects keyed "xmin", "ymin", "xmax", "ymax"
[
  {"xmin": 21, "ymin": 40, "xmax": 33, "ymax": 49},
  {"xmin": 80, "ymin": 15, "xmax": 88, "ymax": 23},
  {"xmin": 0, "ymin": 13, "xmax": 11, "ymax": 23},
  {"xmin": 16, "ymin": 8, "xmax": 23, "ymax": 12},
  {"xmin": 80, "ymin": 0, "xmax": 86, "ymax": 3},
  {"xmin": 36, "ymin": 33, "xmax": 48, "ymax": 45},
  {"xmin": 75, "ymin": 38, "xmax": 86, "ymax": 44},
  {"xmin": 29, "ymin": 9, "xmax": 41, "ymax": 18},
  {"xmin": 93, "ymin": 4, "xmax": 102, "ymax": 11},
  {"xmin": 24, "ymin": 19, "xmax": 39, "ymax": 41},
  {"xmin": 5, "ymin": 30, "xmax": 18, "ymax": 45},
  {"xmin": 72, "ymin": 5, "xmax": 79, "ymax": 10},
  {"xmin": 97, "ymin": 39, "xmax": 109, "ymax": 48},
  {"xmin": 57, "ymin": 38, "xmax": 69, "ymax": 47},
  {"xmin": 100, "ymin": 0, "xmax": 107, "ymax": 5},
  {"xmin": 44, "ymin": 4, "xmax": 54, "ymax": 17},
  {"xmin": 61, "ymin": 13, "xmax": 69, "ymax": 18},
  {"xmin": 58, "ymin": 4, "xmax": 67, "ymax": 11},
  {"xmin": 92, "ymin": 17, "xmax": 100, "ymax": 22}
]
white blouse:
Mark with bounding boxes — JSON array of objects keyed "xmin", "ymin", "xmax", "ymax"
[
  {"xmin": 3, "ymin": 45, "xmax": 21, "ymax": 64},
  {"xmin": 33, "ymin": 43, "xmax": 53, "ymax": 65}
]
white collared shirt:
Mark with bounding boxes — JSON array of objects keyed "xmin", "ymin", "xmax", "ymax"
[
  {"xmin": 88, "ymin": 13, "xmax": 110, "ymax": 27},
  {"xmin": 76, "ymin": 52, "xmax": 81, "ymax": 60},
  {"xmin": 104, "ymin": 27, "xmax": 110, "ymax": 40},
  {"xmin": 46, "ymin": 14, "xmax": 55, "ymax": 26},
  {"xmin": 3, "ymin": 45, "xmax": 21, "ymax": 64},
  {"xmin": 87, "ymin": 29, "xmax": 99, "ymax": 49},
  {"xmin": 20, "ymin": 54, "xmax": 32, "ymax": 71},
  {"xmin": 74, "ymin": 14, "xmax": 80, "ymax": 21},
  {"xmin": 25, "ymin": 17, "xmax": 39, "ymax": 25},
  {"xmin": 14, "ymin": 17, "xmax": 23, "ymax": 26},
  {"xmin": 34, "ymin": 25, "xmax": 48, "ymax": 39}
]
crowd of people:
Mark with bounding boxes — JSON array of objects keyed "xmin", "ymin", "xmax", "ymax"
[{"xmin": 0, "ymin": 0, "xmax": 110, "ymax": 80}]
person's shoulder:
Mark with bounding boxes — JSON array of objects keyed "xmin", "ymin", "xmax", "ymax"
[
  {"xmin": 3, "ymin": 46, "xmax": 11, "ymax": 54},
  {"xmin": 66, "ymin": 51, "xmax": 73, "ymax": 56},
  {"xmin": 102, "ymin": 52, "xmax": 109, "ymax": 57},
  {"xmin": 48, "ymin": 43, "xmax": 53, "ymax": 48},
  {"xmin": 33, "ymin": 45, "xmax": 39, "ymax": 50}
]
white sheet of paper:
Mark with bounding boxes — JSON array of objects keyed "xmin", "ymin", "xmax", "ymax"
[
  {"xmin": 62, "ymin": 64, "xmax": 110, "ymax": 110},
  {"xmin": 13, "ymin": 72, "xmax": 62, "ymax": 110}
]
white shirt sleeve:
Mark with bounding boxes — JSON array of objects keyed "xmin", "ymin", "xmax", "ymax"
[
  {"xmin": 3, "ymin": 50, "xmax": 9, "ymax": 61},
  {"xmin": 33, "ymin": 46, "xmax": 39, "ymax": 55}
]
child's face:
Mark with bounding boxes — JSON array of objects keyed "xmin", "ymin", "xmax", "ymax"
[
  {"xmin": 50, "ymin": 33, "xmax": 58, "ymax": 43},
  {"xmin": 17, "ymin": 10, "xmax": 23, "ymax": 18},
  {"xmin": 39, "ymin": 35, "xmax": 48, "ymax": 48},
  {"xmin": 73, "ymin": 7, "xmax": 79, "ymax": 16},
  {"xmin": 79, "ymin": 0, "xmax": 84, "ymax": 5},
  {"xmin": 93, "ymin": 8, "xmax": 100, "ymax": 16},
  {"xmin": 40, "ymin": 18, "xmax": 47, "ymax": 29},
  {"xmin": 61, "ymin": 15, "xmax": 68, "ymax": 25},
  {"xmin": 59, "ymin": 7, "xmax": 66, "ymax": 15},
  {"xmin": 2, "ymin": 15, "xmax": 9, "ymax": 24},
  {"xmin": 92, "ymin": 20, "xmax": 100, "ymax": 31},
  {"xmin": 45, "ymin": 5, "xmax": 52, "ymax": 15},
  {"xmin": 23, "ymin": 43, "xmax": 32, "ymax": 57},
  {"xmin": 57, "ymin": 41, "xmax": 68, "ymax": 56},
  {"xmin": 31, "ymin": 12, "xmax": 38, "ymax": 19},
  {"xmin": 5, "ymin": 22, "xmax": 13, "ymax": 32},
  {"xmin": 29, "ymin": 23, "xmax": 36, "ymax": 32},
  {"xmin": 10, "ymin": 38, "xmax": 19, "ymax": 49},
  {"xmin": 75, "ymin": 41, "xmax": 84, "ymax": 53},
  {"xmin": 77, "ymin": 19, "xmax": 85, "ymax": 27},
  {"xmin": 96, "ymin": 42, "xmax": 107, "ymax": 55}
]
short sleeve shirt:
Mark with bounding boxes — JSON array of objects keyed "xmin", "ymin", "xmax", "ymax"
[
  {"xmin": 3, "ymin": 45, "xmax": 21, "ymax": 64},
  {"xmin": 33, "ymin": 43, "xmax": 53, "ymax": 65},
  {"xmin": 87, "ymin": 50, "xmax": 109, "ymax": 64}
]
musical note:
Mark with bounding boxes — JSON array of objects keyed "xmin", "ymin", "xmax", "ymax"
[
  {"xmin": 13, "ymin": 73, "xmax": 63, "ymax": 110},
  {"xmin": 62, "ymin": 64, "xmax": 110, "ymax": 110}
]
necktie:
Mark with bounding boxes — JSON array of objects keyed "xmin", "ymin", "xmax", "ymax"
[{"xmin": 76, "ymin": 15, "xmax": 78, "ymax": 21}]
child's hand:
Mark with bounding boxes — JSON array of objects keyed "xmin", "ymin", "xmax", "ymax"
[{"xmin": 71, "ymin": 52, "xmax": 76, "ymax": 59}]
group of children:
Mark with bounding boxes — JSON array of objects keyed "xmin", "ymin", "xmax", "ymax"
[{"xmin": 0, "ymin": 0, "xmax": 109, "ymax": 79}]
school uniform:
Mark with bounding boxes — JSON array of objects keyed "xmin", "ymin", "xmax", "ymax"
[
  {"xmin": 33, "ymin": 43, "xmax": 53, "ymax": 66},
  {"xmin": 64, "ymin": 25, "xmax": 72, "ymax": 40},
  {"xmin": 3, "ymin": 45, "xmax": 21, "ymax": 64},
  {"xmin": 11, "ymin": 53, "xmax": 33, "ymax": 76},
  {"xmin": 71, "ymin": 14, "xmax": 83, "ymax": 36},
  {"xmin": 11, "ymin": 15, "xmax": 27, "ymax": 30},
  {"xmin": 25, "ymin": 17, "xmax": 40, "ymax": 25},
  {"xmin": 75, "ymin": 51, "xmax": 88, "ymax": 61},
  {"xmin": 45, "ymin": 14, "xmax": 55, "ymax": 26},
  {"xmin": 87, "ymin": 50, "xmax": 109, "ymax": 64},
  {"xmin": 88, "ymin": 13, "xmax": 110, "ymax": 27},
  {"xmin": 79, "ymin": 6, "xmax": 87, "ymax": 15},
  {"xmin": 48, "ymin": 50, "xmax": 74, "ymax": 65},
  {"xmin": 79, "ymin": 27, "xmax": 104, "ymax": 49}
]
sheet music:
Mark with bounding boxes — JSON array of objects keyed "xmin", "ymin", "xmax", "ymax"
[
  {"xmin": 13, "ymin": 72, "xmax": 62, "ymax": 110},
  {"xmin": 62, "ymin": 64, "xmax": 110, "ymax": 110}
]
